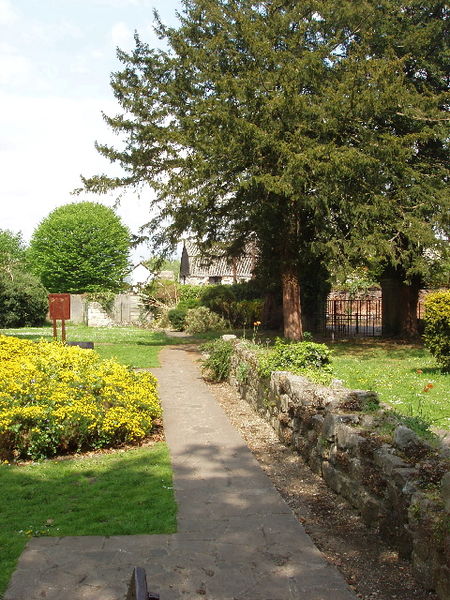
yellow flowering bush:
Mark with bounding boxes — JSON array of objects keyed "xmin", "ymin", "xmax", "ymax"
[{"xmin": 0, "ymin": 335, "xmax": 161, "ymax": 460}]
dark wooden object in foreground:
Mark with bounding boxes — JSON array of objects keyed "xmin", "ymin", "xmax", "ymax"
[
  {"xmin": 126, "ymin": 567, "xmax": 160, "ymax": 600},
  {"xmin": 66, "ymin": 341, "xmax": 95, "ymax": 349}
]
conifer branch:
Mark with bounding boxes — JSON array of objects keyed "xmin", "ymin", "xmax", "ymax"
[{"xmin": 396, "ymin": 112, "xmax": 450, "ymax": 122}]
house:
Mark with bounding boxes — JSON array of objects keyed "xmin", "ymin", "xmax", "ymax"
[{"xmin": 180, "ymin": 241, "xmax": 255, "ymax": 285}]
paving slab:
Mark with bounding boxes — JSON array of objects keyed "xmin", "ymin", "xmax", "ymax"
[{"xmin": 5, "ymin": 346, "xmax": 357, "ymax": 600}]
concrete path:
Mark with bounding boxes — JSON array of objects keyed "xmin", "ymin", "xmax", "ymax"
[{"xmin": 5, "ymin": 346, "xmax": 356, "ymax": 600}]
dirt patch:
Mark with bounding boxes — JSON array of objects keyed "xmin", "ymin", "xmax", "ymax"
[{"xmin": 204, "ymin": 378, "xmax": 438, "ymax": 600}]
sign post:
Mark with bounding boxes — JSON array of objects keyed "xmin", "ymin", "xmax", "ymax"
[{"xmin": 48, "ymin": 294, "xmax": 71, "ymax": 342}]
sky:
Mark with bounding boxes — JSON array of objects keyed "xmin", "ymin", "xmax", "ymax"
[{"xmin": 0, "ymin": 0, "xmax": 182, "ymax": 262}]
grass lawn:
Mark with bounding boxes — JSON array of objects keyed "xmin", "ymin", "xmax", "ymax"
[
  {"xmin": 329, "ymin": 340, "xmax": 449, "ymax": 430},
  {"xmin": 0, "ymin": 443, "xmax": 177, "ymax": 596},
  {"xmin": 0, "ymin": 324, "xmax": 171, "ymax": 368},
  {"xmin": 0, "ymin": 324, "xmax": 180, "ymax": 594}
]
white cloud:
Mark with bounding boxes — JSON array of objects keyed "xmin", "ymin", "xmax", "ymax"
[
  {"xmin": 93, "ymin": 0, "xmax": 151, "ymax": 6},
  {"xmin": 0, "ymin": 43, "xmax": 30, "ymax": 85},
  {"xmin": 0, "ymin": 91, "xmax": 155, "ymax": 244},
  {"xmin": 0, "ymin": 0, "xmax": 18, "ymax": 26},
  {"xmin": 91, "ymin": 49, "xmax": 106, "ymax": 59},
  {"xmin": 70, "ymin": 47, "xmax": 108, "ymax": 74},
  {"xmin": 23, "ymin": 20, "xmax": 84, "ymax": 46},
  {"xmin": 110, "ymin": 21, "xmax": 135, "ymax": 49},
  {"xmin": 70, "ymin": 53, "xmax": 91, "ymax": 75},
  {"xmin": 0, "ymin": 93, "xmax": 116, "ymax": 236},
  {"xmin": 0, "ymin": 0, "xmax": 170, "ymax": 253}
]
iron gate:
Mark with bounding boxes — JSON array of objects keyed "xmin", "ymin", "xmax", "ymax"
[{"xmin": 324, "ymin": 298, "xmax": 382, "ymax": 337}]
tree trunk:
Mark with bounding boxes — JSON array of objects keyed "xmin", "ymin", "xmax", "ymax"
[
  {"xmin": 381, "ymin": 268, "xmax": 421, "ymax": 338},
  {"xmin": 282, "ymin": 266, "xmax": 303, "ymax": 340},
  {"xmin": 381, "ymin": 274, "xmax": 401, "ymax": 336},
  {"xmin": 231, "ymin": 257, "xmax": 237, "ymax": 284},
  {"xmin": 398, "ymin": 280, "xmax": 420, "ymax": 338},
  {"xmin": 262, "ymin": 291, "xmax": 283, "ymax": 330},
  {"xmin": 299, "ymin": 257, "xmax": 331, "ymax": 333}
]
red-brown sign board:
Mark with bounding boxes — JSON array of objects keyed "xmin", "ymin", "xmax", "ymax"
[{"xmin": 48, "ymin": 294, "xmax": 71, "ymax": 320}]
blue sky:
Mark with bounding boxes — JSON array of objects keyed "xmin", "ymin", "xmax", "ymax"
[{"xmin": 0, "ymin": 0, "xmax": 182, "ymax": 260}]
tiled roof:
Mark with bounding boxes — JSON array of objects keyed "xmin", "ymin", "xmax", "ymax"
[{"xmin": 181, "ymin": 241, "xmax": 255, "ymax": 278}]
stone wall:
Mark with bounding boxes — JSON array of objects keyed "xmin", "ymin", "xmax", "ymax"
[
  {"xmin": 229, "ymin": 343, "xmax": 450, "ymax": 599},
  {"xmin": 111, "ymin": 294, "xmax": 143, "ymax": 325},
  {"xmin": 68, "ymin": 294, "xmax": 86, "ymax": 324},
  {"xmin": 68, "ymin": 294, "xmax": 149, "ymax": 326},
  {"xmin": 86, "ymin": 302, "xmax": 114, "ymax": 327}
]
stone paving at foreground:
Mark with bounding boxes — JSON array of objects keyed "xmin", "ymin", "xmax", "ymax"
[{"xmin": 5, "ymin": 346, "xmax": 357, "ymax": 600}]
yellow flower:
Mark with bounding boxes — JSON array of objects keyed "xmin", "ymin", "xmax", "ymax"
[{"xmin": 0, "ymin": 335, "xmax": 160, "ymax": 459}]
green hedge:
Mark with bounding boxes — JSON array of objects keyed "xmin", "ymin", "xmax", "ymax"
[
  {"xmin": 179, "ymin": 284, "xmax": 204, "ymax": 304},
  {"xmin": 0, "ymin": 272, "xmax": 48, "ymax": 328},
  {"xmin": 200, "ymin": 284, "xmax": 263, "ymax": 327},
  {"xmin": 424, "ymin": 290, "xmax": 450, "ymax": 371},
  {"xmin": 168, "ymin": 307, "xmax": 187, "ymax": 331},
  {"xmin": 201, "ymin": 337, "xmax": 333, "ymax": 385}
]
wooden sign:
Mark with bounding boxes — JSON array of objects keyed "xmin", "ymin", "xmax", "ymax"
[{"xmin": 48, "ymin": 294, "xmax": 71, "ymax": 320}]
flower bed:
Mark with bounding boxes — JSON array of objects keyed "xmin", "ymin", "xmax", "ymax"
[{"xmin": 0, "ymin": 335, "xmax": 160, "ymax": 460}]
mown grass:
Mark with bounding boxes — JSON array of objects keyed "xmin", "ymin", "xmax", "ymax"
[
  {"xmin": 0, "ymin": 443, "xmax": 177, "ymax": 596},
  {"xmin": 0, "ymin": 324, "xmax": 171, "ymax": 368},
  {"xmin": 329, "ymin": 340, "xmax": 450, "ymax": 429}
]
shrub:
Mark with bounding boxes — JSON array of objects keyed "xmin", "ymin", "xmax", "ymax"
[
  {"xmin": 228, "ymin": 280, "xmax": 263, "ymax": 301},
  {"xmin": 257, "ymin": 338, "xmax": 332, "ymax": 384},
  {"xmin": 231, "ymin": 299, "xmax": 263, "ymax": 327},
  {"xmin": 200, "ymin": 285, "xmax": 235, "ymax": 312},
  {"xmin": 140, "ymin": 279, "xmax": 180, "ymax": 319},
  {"xmin": 0, "ymin": 272, "xmax": 48, "ymax": 328},
  {"xmin": 0, "ymin": 335, "xmax": 161, "ymax": 460},
  {"xmin": 168, "ymin": 307, "xmax": 188, "ymax": 331},
  {"xmin": 201, "ymin": 338, "xmax": 234, "ymax": 382},
  {"xmin": 424, "ymin": 290, "xmax": 450, "ymax": 371},
  {"xmin": 177, "ymin": 297, "xmax": 201, "ymax": 312},
  {"xmin": 152, "ymin": 306, "xmax": 171, "ymax": 329},
  {"xmin": 201, "ymin": 281, "xmax": 262, "ymax": 304},
  {"xmin": 200, "ymin": 284, "xmax": 263, "ymax": 326},
  {"xmin": 179, "ymin": 284, "xmax": 204, "ymax": 304},
  {"xmin": 184, "ymin": 306, "xmax": 229, "ymax": 334}
]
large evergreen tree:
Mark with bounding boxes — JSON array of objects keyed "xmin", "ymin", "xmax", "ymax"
[
  {"xmin": 84, "ymin": 0, "xmax": 449, "ymax": 339},
  {"xmin": 337, "ymin": 0, "xmax": 449, "ymax": 336}
]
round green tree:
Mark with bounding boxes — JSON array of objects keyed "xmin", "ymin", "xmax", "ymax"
[{"xmin": 29, "ymin": 202, "xmax": 131, "ymax": 293}]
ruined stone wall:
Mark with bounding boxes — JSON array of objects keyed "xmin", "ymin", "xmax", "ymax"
[
  {"xmin": 86, "ymin": 302, "xmax": 114, "ymax": 327},
  {"xmin": 229, "ymin": 343, "xmax": 450, "ymax": 600},
  {"xmin": 68, "ymin": 294, "xmax": 149, "ymax": 326}
]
